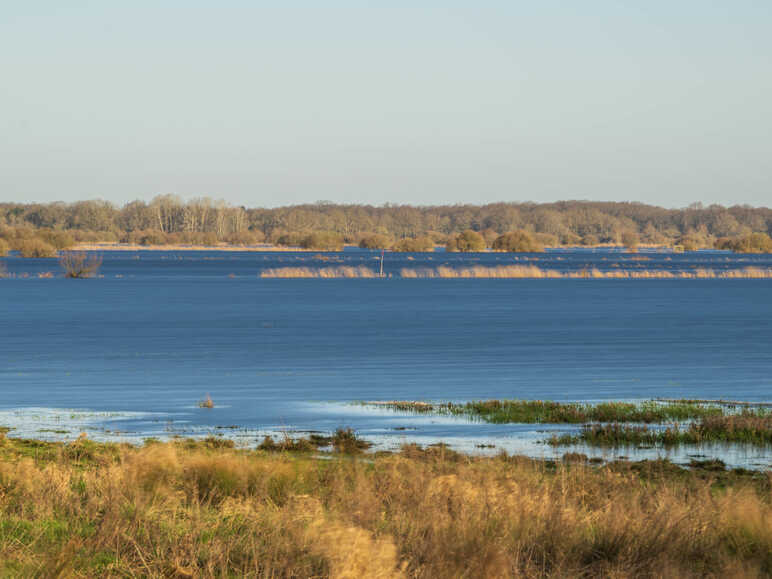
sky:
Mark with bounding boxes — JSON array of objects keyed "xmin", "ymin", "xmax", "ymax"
[{"xmin": 1, "ymin": 1, "xmax": 770, "ymax": 208}]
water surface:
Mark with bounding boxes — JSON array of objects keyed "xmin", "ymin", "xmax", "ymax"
[{"xmin": 1, "ymin": 248, "xmax": 771, "ymax": 468}]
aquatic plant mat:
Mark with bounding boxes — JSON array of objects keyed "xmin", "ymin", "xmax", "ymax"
[
  {"xmin": 260, "ymin": 265, "xmax": 772, "ymax": 278},
  {"xmin": 0, "ymin": 433, "xmax": 770, "ymax": 577},
  {"xmin": 363, "ymin": 399, "xmax": 729, "ymax": 424},
  {"xmin": 550, "ymin": 412, "xmax": 772, "ymax": 447}
]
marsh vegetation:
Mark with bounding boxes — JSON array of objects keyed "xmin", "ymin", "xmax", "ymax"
[
  {"xmin": 550, "ymin": 411, "xmax": 772, "ymax": 447},
  {"xmin": 0, "ymin": 431, "xmax": 769, "ymax": 577},
  {"xmin": 366, "ymin": 399, "xmax": 724, "ymax": 424}
]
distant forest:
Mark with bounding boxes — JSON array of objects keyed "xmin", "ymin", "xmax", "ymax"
[{"xmin": 1, "ymin": 197, "xmax": 772, "ymax": 254}]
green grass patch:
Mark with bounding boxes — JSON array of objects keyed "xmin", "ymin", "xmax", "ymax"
[{"xmin": 365, "ymin": 399, "xmax": 726, "ymax": 424}]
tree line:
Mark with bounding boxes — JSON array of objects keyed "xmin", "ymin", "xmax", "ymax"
[{"xmin": 1, "ymin": 197, "xmax": 771, "ymax": 253}]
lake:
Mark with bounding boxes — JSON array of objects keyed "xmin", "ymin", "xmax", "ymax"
[{"xmin": 1, "ymin": 248, "xmax": 771, "ymax": 468}]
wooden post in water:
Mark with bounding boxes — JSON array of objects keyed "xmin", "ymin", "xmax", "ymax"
[{"xmin": 379, "ymin": 249, "xmax": 385, "ymax": 277}]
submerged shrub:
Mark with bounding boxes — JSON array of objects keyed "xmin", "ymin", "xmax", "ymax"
[
  {"xmin": 197, "ymin": 394, "xmax": 215, "ymax": 408},
  {"xmin": 59, "ymin": 251, "xmax": 102, "ymax": 278}
]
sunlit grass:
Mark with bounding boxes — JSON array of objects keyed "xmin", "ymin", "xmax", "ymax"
[{"xmin": 0, "ymin": 433, "xmax": 770, "ymax": 577}]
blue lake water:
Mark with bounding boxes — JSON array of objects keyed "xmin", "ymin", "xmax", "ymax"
[{"xmin": 1, "ymin": 248, "xmax": 771, "ymax": 468}]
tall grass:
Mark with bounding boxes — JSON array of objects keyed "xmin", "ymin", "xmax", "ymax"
[
  {"xmin": 0, "ymin": 435, "xmax": 770, "ymax": 577},
  {"xmin": 366, "ymin": 400, "xmax": 724, "ymax": 424}
]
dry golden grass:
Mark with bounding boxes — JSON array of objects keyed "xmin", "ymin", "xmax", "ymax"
[
  {"xmin": 0, "ymin": 436, "xmax": 770, "ymax": 577},
  {"xmin": 260, "ymin": 266, "xmax": 379, "ymax": 278},
  {"xmin": 399, "ymin": 265, "xmax": 772, "ymax": 279}
]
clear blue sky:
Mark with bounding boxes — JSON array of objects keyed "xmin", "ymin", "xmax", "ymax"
[{"xmin": 1, "ymin": 1, "xmax": 770, "ymax": 208}]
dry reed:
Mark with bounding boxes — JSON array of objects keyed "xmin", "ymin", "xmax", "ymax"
[
  {"xmin": 260, "ymin": 266, "xmax": 379, "ymax": 278},
  {"xmin": 0, "ymin": 436, "xmax": 770, "ymax": 577},
  {"xmin": 399, "ymin": 265, "xmax": 772, "ymax": 279}
]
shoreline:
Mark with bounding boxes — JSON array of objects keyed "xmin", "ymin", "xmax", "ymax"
[{"xmin": 68, "ymin": 242, "xmax": 681, "ymax": 252}]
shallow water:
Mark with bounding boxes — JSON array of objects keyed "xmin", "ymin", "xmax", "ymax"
[{"xmin": 1, "ymin": 248, "xmax": 771, "ymax": 468}]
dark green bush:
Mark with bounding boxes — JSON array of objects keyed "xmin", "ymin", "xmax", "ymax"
[
  {"xmin": 479, "ymin": 228, "xmax": 500, "ymax": 247},
  {"xmin": 275, "ymin": 231, "xmax": 307, "ymax": 247},
  {"xmin": 621, "ymin": 231, "xmax": 639, "ymax": 251},
  {"xmin": 16, "ymin": 238, "xmax": 57, "ymax": 258},
  {"xmin": 492, "ymin": 230, "xmax": 543, "ymax": 252},
  {"xmin": 716, "ymin": 233, "xmax": 772, "ymax": 253},
  {"xmin": 446, "ymin": 230, "xmax": 485, "ymax": 252},
  {"xmin": 139, "ymin": 231, "xmax": 168, "ymax": 246},
  {"xmin": 300, "ymin": 231, "xmax": 344, "ymax": 251},
  {"xmin": 225, "ymin": 230, "xmax": 265, "ymax": 245},
  {"xmin": 581, "ymin": 234, "xmax": 600, "ymax": 246},
  {"xmin": 392, "ymin": 236, "xmax": 434, "ymax": 252},
  {"xmin": 358, "ymin": 234, "xmax": 392, "ymax": 250},
  {"xmin": 37, "ymin": 229, "xmax": 74, "ymax": 250}
]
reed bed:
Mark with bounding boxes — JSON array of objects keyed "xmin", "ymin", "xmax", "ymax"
[
  {"xmin": 0, "ymin": 434, "xmax": 770, "ymax": 577},
  {"xmin": 399, "ymin": 266, "xmax": 772, "ymax": 279},
  {"xmin": 260, "ymin": 266, "xmax": 379, "ymax": 278},
  {"xmin": 551, "ymin": 412, "xmax": 772, "ymax": 447},
  {"xmin": 366, "ymin": 400, "xmax": 724, "ymax": 424}
]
